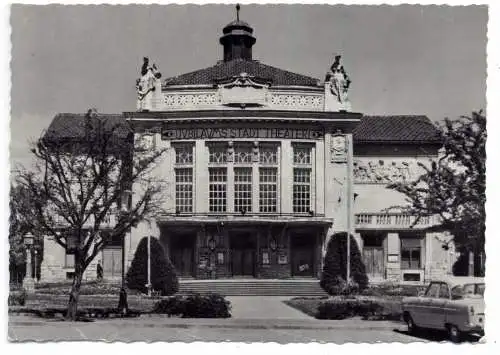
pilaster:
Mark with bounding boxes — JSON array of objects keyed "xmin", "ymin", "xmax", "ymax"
[
  {"xmin": 280, "ymin": 140, "xmax": 293, "ymax": 214},
  {"xmin": 386, "ymin": 232, "xmax": 401, "ymax": 281},
  {"xmin": 195, "ymin": 140, "xmax": 208, "ymax": 213}
]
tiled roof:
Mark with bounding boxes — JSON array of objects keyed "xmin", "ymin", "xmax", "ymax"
[
  {"xmin": 164, "ymin": 59, "xmax": 320, "ymax": 87},
  {"xmin": 44, "ymin": 113, "xmax": 131, "ymax": 141},
  {"xmin": 354, "ymin": 115, "xmax": 441, "ymax": 143}
]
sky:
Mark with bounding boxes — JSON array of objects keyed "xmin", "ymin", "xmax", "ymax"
[{"xmin": 9, "ymin": 4, "xmax": 487, "ymax": 169}]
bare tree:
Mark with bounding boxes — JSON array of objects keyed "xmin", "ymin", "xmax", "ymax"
[{"xmin": 16, "ymin": 109, "xmax": 167, "ymax": 320}]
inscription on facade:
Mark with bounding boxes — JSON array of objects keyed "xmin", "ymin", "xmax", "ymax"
[{"xmin": 161, "ymin": 127, "xmax": 325, "ymax": 140}]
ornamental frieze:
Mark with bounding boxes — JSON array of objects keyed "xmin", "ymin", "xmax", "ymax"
[
  {"xmin": 270, "ymin": 94, "xmax": 323, "ymax": 109},
  {"xmin": 161, "ymin": 91, "xmax": 323, "ymax": 111},
  {"xmin": 164, "ymin": 93, "xmax": 219, "ymax": 108},
  {"xmin": 353, "ymin": 159, "xmax": 418, "ymax": 184}
]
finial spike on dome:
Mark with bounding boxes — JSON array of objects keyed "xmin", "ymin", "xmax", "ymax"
[{"xmin": 236, "ymin": 4, "xmax": 240, "ymax": 22}]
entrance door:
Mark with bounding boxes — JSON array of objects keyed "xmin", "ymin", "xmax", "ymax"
[
  {"xmin": 361, "ymin": 232, "xmax": 385, "ymax": 280},
  {"xmin": 363, "ymin": 247, "xmax": 384, "ymax": 279},
  {"xmin": 291, "ymin": 233, "xmax": 315, "ymax": 277},
  {"xmin": 102, "ymin": 247, "xmax": 122, "ymax": 279},
  {"xmin": 170, "ymin": 233, "xmax": 195, "ymax": 277},
  {"xmin": 231, "ymin": 233, "xmax": 255, "ymax": 277}
]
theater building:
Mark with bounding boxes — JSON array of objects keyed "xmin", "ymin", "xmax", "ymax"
[{"xmin": 41, "ymin": 11, "xmax": 456, "ymax": 285}]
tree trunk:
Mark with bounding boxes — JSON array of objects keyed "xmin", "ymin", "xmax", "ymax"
[{"xmin": 66, "ymin": 268, "xmax": 83, "ymax": 321}]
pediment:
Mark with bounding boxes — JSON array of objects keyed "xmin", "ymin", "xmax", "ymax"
[{"xmin": 217, "ymin": 72, "xmax": 270, "ymax": 107}]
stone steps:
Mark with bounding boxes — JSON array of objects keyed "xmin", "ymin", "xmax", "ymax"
[{"xmin": 178, "ymin": 279, "xmax": 327, "ymax": 296}]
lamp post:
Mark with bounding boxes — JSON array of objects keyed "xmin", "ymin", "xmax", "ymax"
[
  {"xmin": 346, "ymin": 134, "xmax": 354, "ymax": 283},
  {"xmin": 146, "ymin": 234, "xmax": 152, "ymax": 296},
  {"xmin": 23, "ymin": 232, "xmax": 36, "ymax": 293}
]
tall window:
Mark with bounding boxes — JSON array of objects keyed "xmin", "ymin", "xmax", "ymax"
[
  {"xmin": 259, "ymin": 168, "xmax": 277, "ymax": 212},
  {"xmin": 175, "ymin": 168, "xmax": 193, "ymax": 213},
  {"xmin": 209, "ymin": 168, "xmax": 227, "ymax": 212},
  {"xmin": 174, "ymin": 144, "xmax": 194, "ymax": 213},
  {"xmin": 401, "ymin": 237, "xmax": 422, "ymax": 269},
  {"xmin": 234, "ymin": 167, "xmax": 252, "ymax": 213},
  {"xmin": 259, "ymin": 145, "xmax": 278, "ymax": 212},
  {"xmin": 293, "ymin": 145, "xmax": 312, "ymax": 213}
]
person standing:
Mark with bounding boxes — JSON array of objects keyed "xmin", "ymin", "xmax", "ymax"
[
  {"xmin": 118, "ymin": 287, "xmax": 129, "ymax": 317},
  {"xmin": 96, "ymin": 260, "xmax": 103, "ymax": 281}
]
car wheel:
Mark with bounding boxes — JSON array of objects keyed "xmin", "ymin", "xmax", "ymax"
[
  {"xmin": 405, "ymin": 314, "xmax": 418, "ymax": 334},
  {"xmin": 448, "ymin": 325, "xmax": 462, "ymax": 343}
]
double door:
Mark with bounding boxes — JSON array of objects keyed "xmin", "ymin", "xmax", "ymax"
[
  {"xmin": 231, "ymin": 233, "xmax": 255, "ymax": 277},
  {"xmin": 363, "ymin": 247, "xmax": 384, "ymax": 280},
  {"xmin": 102, "ymin": 247, "xmax": 122, "ymax": 279}
]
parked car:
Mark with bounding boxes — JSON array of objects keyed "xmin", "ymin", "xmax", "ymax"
[{"xmin": 401, "ymin": 277, "xmax": 485, "ymax": 342}]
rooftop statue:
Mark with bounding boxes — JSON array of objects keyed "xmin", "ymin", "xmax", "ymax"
[
  {"xmin": 324, "ymin": 54, "xmax": 352, "ymax": 112},
  {"xmin": 136, "ymin": 57, "xmax": 162, "ymax": 111}
]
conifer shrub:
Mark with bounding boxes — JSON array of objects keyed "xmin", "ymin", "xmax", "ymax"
[
  {"xmin": 320, "ymin": 232, "xmax": 369, "ymax": 295},
  {"xmin": 126, "ymin": 236, "xmax": 179, "ymax": 296}
]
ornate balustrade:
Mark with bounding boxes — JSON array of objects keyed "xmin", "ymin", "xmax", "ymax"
[{"xmin": 355, "ymin": 213, "xmax": 435, "ymax": 229}]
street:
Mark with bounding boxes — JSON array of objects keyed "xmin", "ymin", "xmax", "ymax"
[{"xmin": 8, "ymin": 315, "xmax": 472, "ymax": 343}]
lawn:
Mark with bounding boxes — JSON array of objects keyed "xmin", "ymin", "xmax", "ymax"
[{"xmin": 9, "ymin": 281, "xmax": 159, "ymax": 316}]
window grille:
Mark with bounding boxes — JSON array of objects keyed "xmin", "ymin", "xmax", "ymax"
[
  {"xmin": 174, "ymin": 144, "xmax": 193, "ymax": 164},
  {"xmin": 259, "ymin": 145, "xmax": 278, "ymax": 164},
  {"xmin": 293, "ymin": 146, "xmax": 312, "ymax": 165},
  {"xmin": 209, "ymin": 145, "xmax": 228, "ymax": 164},
  {"xmin": 234, "ymin": 145, "xmax": 253, "ymax": 164}
]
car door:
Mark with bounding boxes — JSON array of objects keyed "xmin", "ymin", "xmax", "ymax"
[
  {"xmin": 417, "ymin": 282, "xmax": 440, "ymax": 327},
  {"xmin": 428, "ymin": 282, "xmax": 450, "ymax": 330}
]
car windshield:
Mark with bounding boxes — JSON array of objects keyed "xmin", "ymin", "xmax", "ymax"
[{"xmin": 450, "ymin": 283, "xmax": 485, "ymax": 300}]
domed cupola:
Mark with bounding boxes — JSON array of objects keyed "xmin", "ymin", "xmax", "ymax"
[{"xmin": 219, "ymin": 4, "xmax": 256, "ymax": 61}]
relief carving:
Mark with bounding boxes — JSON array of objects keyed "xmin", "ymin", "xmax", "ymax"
[
  {"xmin": 330, "ymin": 133, "xmax": 347, "ymax": 163},
  {"xmin": 353, "ymin": 159, "xmax": 414, "ymax": 183}
]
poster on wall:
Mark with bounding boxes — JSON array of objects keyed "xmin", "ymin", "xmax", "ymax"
[
  {"xmin": 278, "ymin": 253, "xmax": 288, "ymax": 264},
  {"xmin": 217, "ymin": 252, "xmax": 224, "ymax": 264},
  {"xmin": 262, "ymin": 251, "xmax": 270, "ymax": 265},
  {"xmin": 199, "ymin": 255, "xmax": 209, "ymax": 269}
]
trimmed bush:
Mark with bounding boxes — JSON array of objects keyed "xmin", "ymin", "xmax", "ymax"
[
  {"xmin": 320, "ymin": 232, "xmax": 368, "ymax": 295},
  {"xmin": 152, "ymin": 295, "xmax": 185, "ymax": 316},
  {"xmin": 126, "ymin": 237, "xmax": 179, "ymax": 296},
  {"xmin": 8, "ymin": 289, "xmax": 27, "ymax": 306},
  {"xmin": 152, "ymin": 293, "xmax": 231, "ymax": 318},
  {"xmin": 317, "ymin": 299, "xmax": 382, "ymax": 319}
]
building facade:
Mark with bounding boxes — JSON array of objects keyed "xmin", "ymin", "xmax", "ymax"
[{"xmin": 41, "ymin": 13, "xmax": 455, "ymax": 284}]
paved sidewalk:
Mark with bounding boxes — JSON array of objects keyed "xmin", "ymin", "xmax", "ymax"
[
  {"xmin": 227, "ymin": 296, "xmax": 311, "ymax": 320},
  {"xmin": 8, "ymin": 315, "xmax": 411, "ymax": 342},
  {"xmin": 9, "ymin": 314, "xmax": 400, "ymax": 331}
]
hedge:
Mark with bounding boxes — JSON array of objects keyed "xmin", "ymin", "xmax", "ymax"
[{"xmin": 152, "ymin": 293, "xmax": 231, "ymax": 318}]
